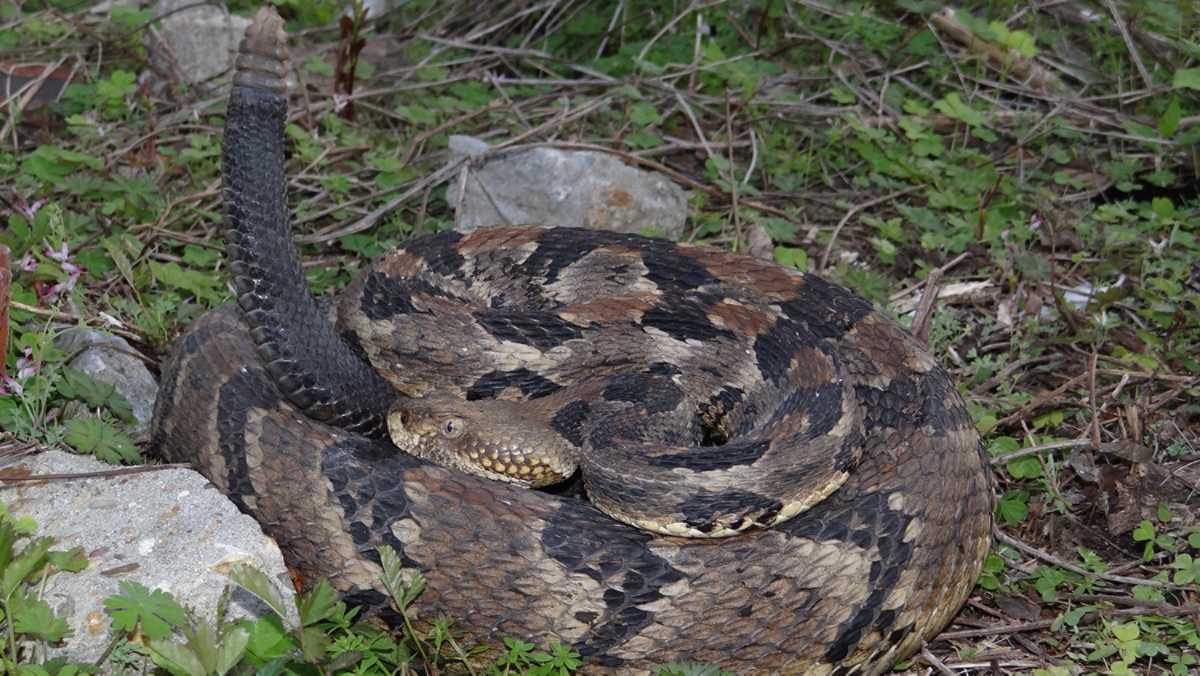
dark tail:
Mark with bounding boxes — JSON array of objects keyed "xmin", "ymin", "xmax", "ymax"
[{"xmin": 222, "ymin": 7, "xmax": 396, "ymax": 438}]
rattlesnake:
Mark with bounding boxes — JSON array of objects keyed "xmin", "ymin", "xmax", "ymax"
[{"xmin": 150, "ymin": 8, "xmax": 992, "ymax": 673}]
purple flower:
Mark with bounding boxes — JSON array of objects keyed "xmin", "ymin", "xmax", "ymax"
[
  {"xmin": 44, "ymin": 238, "xmax": 70, "ymax": 262},
  {"xmin": 15, "ymin": 347, "xmax": 39, "ymax": 379},
  {"xmin": 0, "ymin": 374, "xmax": 23, "ymax": 396},
  {"xmin": 18, "ymin": 197, "xmax": 47, "ymax": 221},
  {"xmin": 39, "ymin": 238, "xmax": 86, "ymax": 300}
]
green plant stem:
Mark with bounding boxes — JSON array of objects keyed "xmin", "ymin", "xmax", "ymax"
[{"xmin": 1, "ymin": 598, "xmax": 16, "ymax": 676}]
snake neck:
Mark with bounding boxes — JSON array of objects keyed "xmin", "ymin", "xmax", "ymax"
[{"xmin": 221, "ymin": 7, "xmax": 396, "ymax": 438}]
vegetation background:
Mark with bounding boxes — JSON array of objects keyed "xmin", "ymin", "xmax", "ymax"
[{"xmin": 0, "ymin": 0, "xmax": 1198, "ymax": 673}]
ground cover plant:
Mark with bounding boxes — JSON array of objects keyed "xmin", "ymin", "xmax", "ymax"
[{"xmin": 0, "ymin": 0, "xmax": 1198, "ymax": 673}]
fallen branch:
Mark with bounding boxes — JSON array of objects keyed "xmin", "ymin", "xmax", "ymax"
[
  {"xmin": 930, "ymin": 8, "xmax": 1063, "ymax": 94},
  {"xmin": 0, "ymin": 463, "xmax": 193, "ymax": 484}
]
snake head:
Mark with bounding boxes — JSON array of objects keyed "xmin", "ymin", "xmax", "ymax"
[{"xmin": 386, "ymin": 391, "xmax": 576, "ymax": 488}]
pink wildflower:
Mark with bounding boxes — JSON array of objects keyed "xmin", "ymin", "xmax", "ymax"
[
  {"xmin": 15, "ymin": 347, "xmax": 39, "ymax": 379},
  {"xmin": 44, "ymin": 238, "xmax": 70, "ymax": 262},
  {"xmin": 39, "ymin": 238, "xmax": 86, "ymax": 300},
  {"xmin": 0, "ymin": 374, "xmax": 22, "ymax": 396},
  {"xmin": 98, "ymin": 312, "xmax": 126, "ymax": 328},
  {"xmin": 18, "ymin": 197, "xmax": 46, "ymax": 221}
]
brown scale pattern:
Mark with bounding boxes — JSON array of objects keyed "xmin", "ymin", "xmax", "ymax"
[{"xmin": 151, "ymin": 7, "xmax": 993, "ymax": 674}]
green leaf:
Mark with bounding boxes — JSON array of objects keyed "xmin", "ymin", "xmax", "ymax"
[
  {"xmin": 58, "ymin": 370, "xmax": 137, "ymax": 426},
  {"xmin": 378, "ymin": 545, "xmax": 424, "ymax": 609},
  {"xmin": 20, "ymin": 146, "xmax": 102, "ymax": 185},
  {"xmin": 104, "ymin": 580, "xmax": 189, "ymax": 641},
  {"xmin": 1132, "ymin": 520, "xmax": 1156, "ymax": 542},
  {"xmin": 773, "ymin": 246, "xmax": 807, "ymax": 270},
  {"xmin": 996, "ymin": 490, "xmax": 1029, "ymax": 527},
  {"xmin": 396, "ymin": 104, "xmax": 434, "ymax": 124},
  {"xmin": 1159, "ymin": 99, "xmax": 1182, "ymax": 137},
  {"xmin": 12, "ymin": 598, "xmax": 72, "ymax": 642},
  {"xmin": 9, "ymin": 213, "xmax": 29, "ymax": 241},
  {"xmin": 1006, "ymin": 455, "xmax": 1041, "ymax": 479},
  {"xmin": 182, "ymin": 617, "xmax": 219, "ymax": 675},
  {"xmin": 987, "ymin": 23, "xmax": 1037, "ymax": 58},
  {"xmin": 705, "ymin": 154, "xmax": 731, "ymax": 176},
  {"xmin": 102, "ymin": 238, "xmax": 136, "ymax": 291},
  {"xmin": 244, "ymin": 615, "xmax": 296, "ymax": 660},
  {"xmin": 0, "ymin": 522, "xmax": 13, "ymax": 573},
  {"xmin": 1173, "ymin": 68, "xmax": 1200, "ymax": 90},
  {"xmin": 296, "ymin": 577, "xmax": 336, "ymax": 626},
  {"xmin": 3, "ymin": 536, "xmax": 52, "ymax": 599},
  {"xmin": 63, "ymin": 419, "xmax": 139, "ymax": 465},
  {"xmin": 253, "ymin": 657, "xmax": 288, "ymax": 676},
  {"xmin": 148, "ymin": 260, "xmax": 222, "ymax": 305},
  {"xmin": 302, "ymin": 56, "xmax": 334, "ymax": 77},
  {"xmin": 298, "ymin": 626, "xmax": 330, "ymax": 663},
  {"xmin": 229, "ymin": 564, "xmax": 290, "ymax": 621},
  {"xmin": 45, "ymin": 546, "xmax": 88, "ymax": 573},
  {"xmin": 1051, "ymin": 605, "xmax": 1092, "ymax": 631},
  {"xmin": 629, "ymin": 101, "xmax": 663, "ymax": 127},
  {"xmin": 214, "ymin": 629, "xmax": 249, "ymax": 676},
  {"xmin": 1122, "ymin": 119, "xmax": 1159, "ymax": 139},
  {"xmin": 96, "ymin": 71, "xmax": 136, "ymax": 104},
  {"xmin": 933, "ymin": 93, "xmax": 985, "ymax": 126},
  {"xmin": 1111, "ymin": 622, "xmax": 1139, "ymax": 642},
  {"xmin": 148, "ymin": 639, "xmax": 207, "ymax": 676},
  {"xmin": 1157, "ymin": 503, "xmax": 1172, "ymax": 523},
  {"xmin": 624, "ymin": 132, "xmax": 662, "ymax": 149}
]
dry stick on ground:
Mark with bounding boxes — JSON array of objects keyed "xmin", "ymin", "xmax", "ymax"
[
  {"xmin": 938, "ymin": 604, "xmax": 1200, "ymax": 642},
  {"xmin": 8, "ymin": 301, "xmax": 147, "ymax": 342},
  {"xmin": 1089, "ymin": 351, "xmax": 1101, "ymax": 451},
  {"xmin": 299, "ymin": 160, "xmax": 466, "ymax": 243},
  {"xmin": 0, "ymin": 464, "xmax": 193, "ymax": 484},
  {"xmin": 981, "ymin": 372, "xmax": 1089, "ymax": 433},
  {"xmin": 910, "ymin": 267, "xmax": 944, "ymax": 345},
  {"xmin": 929, "ymin": 8, "xmax": 1062, "ymax": 94},
  {"xmin": 1102, "ymin": 0, "xmax": 1153, "ymax": 89},
  {"xmin": 724, "ymin": 90, "xmax": 743, "ymax": 250},
  {"xmin": 887, "ymin": 251, "xmax": 970, "ymax": 303},
  {"xmin": 400, "ymin": 98, "xmax": 509, "ymax": 168},
  {"xmin": 995, "ymin": 528, "xmax": 1171, "ymax": 588},
  {"xmin": 988, "ymin": 438, "xmax": 1095, "ymax": 466},
  {"xmin": 817, "ymin": 184, "xmax": 926, "ymax": 272},
  {"xmin": 0, "ymin": 244, "xmax": 9, "ymax": 363},
  {"xmin": 673, "ymin": 90, "xmax": 717, "ymax": 158},
  {"xmin": 918, "ymin": 645, "xmax": 957, "ymax": 676}
]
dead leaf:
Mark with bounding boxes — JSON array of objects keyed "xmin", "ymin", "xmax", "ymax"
[{"xmin": 995, "ymin": 594, "xmax": 1041, "ymax": 621}]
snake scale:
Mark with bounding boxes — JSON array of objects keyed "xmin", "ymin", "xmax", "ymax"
[{"xmin": 149, "ymin": 8, "xmax": 992, "ymax": 674}]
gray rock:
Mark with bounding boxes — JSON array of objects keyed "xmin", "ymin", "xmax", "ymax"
[
  {"xmin": 1, "ymin": 451, "xmax": 296, "ymax": 663},
  {"xmin": 148, "ymin": 1, "xmax": 252, "ymax": 87},
  {"xmin": 54, "ymin": 330, "xmax": 158, "ymax": 443},
  {"xmin": 446, "ymin": 137, "xmax": 687, "ymax": 240}
]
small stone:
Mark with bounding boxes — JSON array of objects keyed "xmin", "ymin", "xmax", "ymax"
[
  {"xmin": 54, "ymin": 329, "xmax": 158, "ymax": 443},
  {"xmin": 209, "ymin": 552, "xmax": 257, "ymax": 573},
  {"xmin": 1, "ymin": 451, "xmax": 296, "ymax": 663},
  {"xmin": 86, "ymin": 498, "xmax": 120, "ymax": 510},
  {"xmin": 147, "ymin": 0, "xmax": 254, "ymax": 88},
  {"xmin": 86, "ymin": 611, "xmax": 107, "ymax": 636},
  {"xmin": 446, "ymin": 138, "xmax": 687, "ymax": 239}
]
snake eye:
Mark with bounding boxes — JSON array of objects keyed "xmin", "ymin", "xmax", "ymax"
[{"xmin": 441, "ymin": 417, "xmax": 465, "ymax": 439}]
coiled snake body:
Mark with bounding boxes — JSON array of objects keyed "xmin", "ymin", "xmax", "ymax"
[{"xmin": 150, "ymin": 9, "xmax": 992, "ymax": 674}]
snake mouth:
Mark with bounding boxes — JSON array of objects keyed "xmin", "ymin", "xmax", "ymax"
[{"xmin": 386, "ymin": 397, "xmax": 571, "ymax": 487}]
